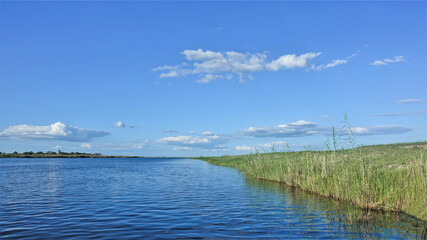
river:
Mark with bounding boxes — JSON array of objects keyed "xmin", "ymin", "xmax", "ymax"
[{"xmin": 0, "ymin": 158, "xmax": 425, "ymax": 239}]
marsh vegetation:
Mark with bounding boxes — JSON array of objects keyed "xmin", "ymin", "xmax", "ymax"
[{"xmin": 199, "ymin": 142, "xmax": 427, "ymax": 221}]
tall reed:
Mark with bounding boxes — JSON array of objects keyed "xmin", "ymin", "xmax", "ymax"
[{"xmin": 200, "ymin": 142, "xmax": 427, "ymax": 220}]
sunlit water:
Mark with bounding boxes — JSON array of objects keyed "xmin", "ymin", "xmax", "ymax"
[{"xmin": 0, "ymin": 158, "xmax": 425, "ymax": 239}]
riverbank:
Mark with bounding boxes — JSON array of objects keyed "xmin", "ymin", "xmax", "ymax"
[{"xmin": 197, "ymin": 142, "xmax": 427, "ymax": 221}]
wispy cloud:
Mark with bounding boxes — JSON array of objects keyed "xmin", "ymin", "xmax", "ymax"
[
  {"xmin": 156, "ymin": 134, "xmax": 226, "ymax": 150},
  {"xmin": 351, "ymin": 125, "xmax": 411, "ymax": 136},
  {"xmin": 173, "ymin": 146, "xmax": 193, "ymax": 151},
  {"xmin": 370, "ymin": 109, "xmax": 427, "ymax": 117},
  {"xmin": 80, "ymin": 143, "xmax": 92, "ymax": 149},
  {"xmin": 100, "ymin": 140, "xmax": 149, "ymax": 151},
  {"xmin": 396, "ymin": 98, "xmax": 423, "ymax": 104},
  {"xmin": 316, "ymin": 59, "xmax": 348, "ymax": 70},
  {"xmin": 240, "ymin": 120, "xmax": 411, "ymax": 138},
  {"xmin": 241, "ymin": 120, "xmax": 327, "ymax": 138},
  {"xmin": 154, "ymin": 49, "xmax": 347, "ymax": 83},
  {"xmin": 163, "ymin": 129, "xmax": 179, "ymax": 133},
  {"xmin": 197, "ymin": 74, "xmax": 224, "ymax": 84},
  {"xmin": 371, "ymin": 56, "xmax": 405, "ymax": 66},
  {"xmin": 0, "ymin": 122, "xmax": 110, "ymax": 142},
  {"xmin": 235, "ymin": 141, "xmax": 289, "ymax": 152},
  {"xmin": 369, "ymin": 112, "xmax": 407, "ymax": 117}
]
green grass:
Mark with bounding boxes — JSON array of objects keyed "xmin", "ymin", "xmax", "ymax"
[{"xmin": 198, "ymin": 142, "xmax": 427, "ymax": 221}]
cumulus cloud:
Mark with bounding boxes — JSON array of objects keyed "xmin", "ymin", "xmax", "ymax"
[
  {"xmin": 396, "ymin": 98, "xmax": 423, "ymax": 104},
  {"xmin": 266, "ymin": 52, "xmax": 321, "ymax": 70},
  {"xmin": 371, "ymin": 56, "xmax": 405, "ymax": 66},
  {"xmin": 0, "ymin": 122, "xmax": 110, "ymax": 142},
  {"xmin": 202, "ymin": 131, "xmax": 214, "ymax": 136},
  {"xmin": 114, "ymin": 121, "xmax": 126, "ymax": 128},
  {"xmin": 187, "ymin": 130, "xmax": 195, "ymax": 135},
  {"xmin": 156, "ymin": 134, "xmax": 225, "ymax": 149},
  {"xmin": 154, "ymin": 49, "xmax": 346, "ymax": 83},
  {"xmin": 182, "ymin": 49, "xmax": 224, "ymax": 61}
]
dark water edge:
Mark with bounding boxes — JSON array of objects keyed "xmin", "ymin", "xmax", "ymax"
[
  {"xmin": 246, "ymin": 177, "xmax": 427, "ymax": 239},
  {"xmin": 0, "ymin": 158, "xmax": 426, "ymax": 239}
]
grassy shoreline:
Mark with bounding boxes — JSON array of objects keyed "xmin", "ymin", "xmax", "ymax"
[{"xmin": 197, "ymin": 142, "xmax": 427, "ymax": 221}]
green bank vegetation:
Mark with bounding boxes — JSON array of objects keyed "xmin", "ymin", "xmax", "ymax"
[{"xmin": 199, "ymin": 142, "xmax": 427, "ymax": 221}]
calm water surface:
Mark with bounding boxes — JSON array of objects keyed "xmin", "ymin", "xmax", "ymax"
[{"xmin": 0, "ymin": 158, "xmax": 425, "ymax": 239}]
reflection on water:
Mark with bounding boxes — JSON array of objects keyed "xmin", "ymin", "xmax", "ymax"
[
  {"xmin": 245, "ymin": 177, "xmax": 427, "ymax": 239},
  {"xmin": 0, "ymin": 158, "xmax": 425, "ymax": 239}
]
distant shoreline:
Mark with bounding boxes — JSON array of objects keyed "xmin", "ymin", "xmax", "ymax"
[{"xmin": 0, "ymin": 152, "xmax": 183, "ymax": 159}]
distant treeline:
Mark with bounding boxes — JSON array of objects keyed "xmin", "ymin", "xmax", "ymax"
[{"xmin": 0, "ymin": 150, "xmax": 140, "ymax": 158}]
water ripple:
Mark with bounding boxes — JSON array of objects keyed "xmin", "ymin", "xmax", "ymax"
[{"xmin": 0, "ymin": 158, "xmax": 425, "ymax": 239}]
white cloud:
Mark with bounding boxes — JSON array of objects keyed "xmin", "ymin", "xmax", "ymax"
[
  {"xmin": 202, "ymin": 131, "xmax": 214, "ymax": 136},
  {"xmin": 240, "ymin": 120, "xmax": 411, "ymax": 138},
  {"xmin": 318, "ymin": 59, "xmax": 348, "ymax": 70},
  {"xmin": 0, "ymin": 122, "xmax": 109, "ymax": 142},
  {"xmin": 182, "ymin": 49, "xmax": 224, "ymax": 61},
  {"xmin": 53, "ymin": 145, "xmax": 62, "ymax": 149},
  {"xmin": 114, "ymin": 121, "xmax": 125, "ymax": 128},
  {"xmin": 101, "ymin": 140, "xmax": 149, "ymax": 150},
  {"xmin": 173, "ymin": 146, "xmax": 193, "ymax": 151},
  {"xmin": 197, "ymin": 74, "xmax": 224, "ymax": 84},
  {"xmin": 80, "ymin": 143, "xmax": 92, "ymax": 149},
  {"xmin": 159, "ymin": 71, "xmax": 179, "ymax": 78},
  {"xmin": 152, "ymin": 65, "xmax": 179, "ymax": 71},
  {"xmin": 156, "ymin": 135, "xmax": 224, "ymax": 149},
  {"xmin": 235, "ymin": 141, "xmax": 288, "ymax": 152},
  {"xmin": 371, "ymin": 60, "xmax": 387, "ymax": 66},
  {"xmin": 396, "ymin": 98, "xmax": 423, "ymax": 104},
  {"xmin": 235, "ymin": 145, "xmax": 253, "ymax": 151},
  {"xmin": 372, "ymin": 56, "xmax": 405, "ymax": 66},
  {"xmin": 321, "ymin": 115, "xmax": 329, "ymax": 118},
  {"xmin": 187, "ymin": 130, "xmax": 195, "ymax": 135},
  {"xmin": 154, "ymin": 49, "xmax": 345, "ymax": 83},
  {"xmin": 266, "ymin": 52, "xmax": 322, "ymax": 70},
  {"xmin": 384, "ymin": 56, "xmax": 405, "ymax": 63},
  {"xmin": 351, "ymin": 125, "xmax": 411, "ymax": 136},
  {"xmin": 242, "ymin": 120, "xmax": 326, "ymax": 138}
]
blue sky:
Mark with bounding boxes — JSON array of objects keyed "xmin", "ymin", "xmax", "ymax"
[{"xmin": 1, "ymin": 1, "xmax": 426, "ymax": 156}]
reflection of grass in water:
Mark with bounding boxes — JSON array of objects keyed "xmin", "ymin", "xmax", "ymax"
[
  {"xmin": 198, "ymin": 141, "xmax": 427, "ymax": 221},
  {"xmin": 245, "ymin": 176, "xmax": 427, "ymax": 239}
]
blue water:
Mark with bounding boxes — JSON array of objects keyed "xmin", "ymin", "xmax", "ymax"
[{"xmin": 0, "ymin": 158, "xmax": 425, "ymax": 239}]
